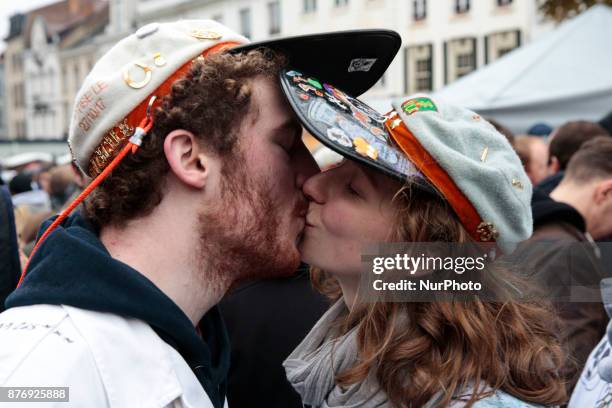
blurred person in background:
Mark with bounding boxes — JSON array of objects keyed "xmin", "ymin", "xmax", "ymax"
[
  {"xmin": 8, "ymin": 171, "xmax": 51, "ymax": 212},
  {"xmin": 44, "ymin": 164, "xmax": 80, "ymax": 211},
  {"xmin": 516, "ymin": 137, "xmax": 612, "ymax": 393},
  {"xmin": 0, "ymin": 185, "xmax": 21, "ymax": 313},
  {"xmin": 600, "ymin": 109, "xmax": 612, "ymax": 136},
  {"xmin": 9, "ymin": 171, "xmax": 53, "ymax": 255},
  {"xmin": 515, "ymin": 135, "xmax": 549, "ymax": 185},
  {"xmin": 486, "ymin": 117, "xmax": 515, "ymax": 146},
  {"xmin": 568, "ymin": 141, "xmax": 612, "ymax": 407},
  {"xmin": 527, "ymin": 122, "xmax": 554, "ymax": 138},
  {"xmin": 537, "ymin": 121, "xmax": 610, "ymax": 196}
]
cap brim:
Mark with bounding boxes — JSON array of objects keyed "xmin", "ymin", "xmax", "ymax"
[
  {"xmin": 279, "ymin": 68, "xmax": 426, "ymax": 184},
  {"xmin": 231, "ymin": 30, "xmax": 401, "ymax": 96}
]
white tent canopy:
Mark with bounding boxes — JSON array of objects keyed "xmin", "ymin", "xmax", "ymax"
[{"xmin": 366, "ymin": 5, "xmax": 612, "ymax": 134}]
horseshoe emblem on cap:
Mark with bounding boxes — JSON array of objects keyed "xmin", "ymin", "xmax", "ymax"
[
  {"xmin": 191, "ymin": 29, "xmax": 222, "ymax": 40},
  {"xmin": 153, "ymin": 52, "xmax": 167, "ymax": 67},
  {"xmin": 124, "ymin": 62, "xmax": 152, "ymax": 89}
]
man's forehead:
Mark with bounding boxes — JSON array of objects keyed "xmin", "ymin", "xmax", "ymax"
[
  {"xmin": 248, "ymin": 77, "xmax": 296, "ymax": 123},
  {"xmin": 250, "ymin": 84, "xmax": 302, "ymax": 131}
]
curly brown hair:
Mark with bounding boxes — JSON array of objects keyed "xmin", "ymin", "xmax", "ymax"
[
  {"xmin": 311, "ymin": 184, "xmax": 568, "ymax": 408},
  {"xmin": 83, "ymin": 49, "xmax": 285, "ymax": 227}
]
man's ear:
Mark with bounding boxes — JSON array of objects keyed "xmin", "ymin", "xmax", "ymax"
[
  {"xmin": 163, "ymin": 129, "xmax": 209, "ymax": 189},
  {"xmin": 594, "ymin": 178, "xmax": 612, "ymax": 205},
  {"xmin": 548, "ymin": 156, "xmax": 560, "ymax": 175}
]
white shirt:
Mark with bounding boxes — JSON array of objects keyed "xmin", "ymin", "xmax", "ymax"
[{"xmin": 0, "ymin": 304, "xmax": 223, "ymax": 407}]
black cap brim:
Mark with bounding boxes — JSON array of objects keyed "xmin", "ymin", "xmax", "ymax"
[
  {"xmin": 231, "ymin": 29, "xmax": 401, "ymax": 96},
  {"xmin": 279, "ymin": 68, "xmax": 426, "ymax": 184}
]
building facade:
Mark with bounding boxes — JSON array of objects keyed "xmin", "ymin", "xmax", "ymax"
[
  {"xmin": 3, "ymin": 0, "xmax": 108, "ymax": 140},
  {"xmin": 2, "ymin": 0, "xmax": 552, "ymax": 140},
  {"xmin": 23, "ymin": 15, "xmax": 63, "ymax": 139},
  {"xmin": 0, "ymin": 54, "xmax": 7, "ymax": 140},
  {"xmin": 4, "ymin": 14, "xmax": 28, "ymax": 139},
  {"xmin": 119, "ymin": 0, "xmax": 550, "ymax": 102}
]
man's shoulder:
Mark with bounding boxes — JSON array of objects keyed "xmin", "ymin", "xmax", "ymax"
[
  {"xmin": 0, "ymin": 304, "xmax": 211, "ymax": 407},
  {"xmin": 0, "ymin": 304, "xmax": 90, "ymax": 376},
  {"xmin": 0, "ymin": 304, "xmax": 217, "ymax": 407},
  {"xmin": 466, "ymin": 390, "xmax": 549, "ymax": 408},
  {"xmin": 0, "ymin": 304, "xmax": 109, "ymax": 404},
  {"xmin": 569, "ymin": 333, "xmax": 612, "ymax": 407}
]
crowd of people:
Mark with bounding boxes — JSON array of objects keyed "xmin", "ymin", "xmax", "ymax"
[{"xmin": 1, "ymin": 19, "xmax": 612, "ymax": 408}]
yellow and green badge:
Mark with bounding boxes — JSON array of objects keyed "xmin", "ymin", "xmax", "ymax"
[{"xmin": 401, "ymin": 97, "xmax": 438, "ymax": 115}]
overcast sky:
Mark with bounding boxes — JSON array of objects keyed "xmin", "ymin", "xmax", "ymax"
[{"xmin": 0, "ymin": 0, "xmax": 59, "ymax": 53}]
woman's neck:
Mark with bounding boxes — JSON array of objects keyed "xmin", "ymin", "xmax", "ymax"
[{"xmin": 333, "ymin": 274, "xmax": 361, "ymax": 310}]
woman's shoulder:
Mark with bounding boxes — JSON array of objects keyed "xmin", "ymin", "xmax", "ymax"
[{"xmin": 464, "ymin": 390, "xmax": 552, "ymax": 408}]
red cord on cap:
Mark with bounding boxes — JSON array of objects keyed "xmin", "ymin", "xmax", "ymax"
[{"xmin": 17, "ymin": 113, "xmax": 154, "ymax": 287}]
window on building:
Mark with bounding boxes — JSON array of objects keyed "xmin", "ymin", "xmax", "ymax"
[
  {"xmin": 74, "ymin": 65, "xmax": 80, "ymax": 88},
  {"xmin": 13, "ymin": 54, "xmax": 22, "ymax": 73},
  {"xmin": 497, "ymin": 47, "xmax": 513, "ymax": 58},
  {"xmin": 414, "ymin": 0, "xmax": 426, "ymax": 20},
  {"xmin": 14, "ymin": 84, "xmax": 24, "ymax": 108},
  {"xmin": 497, "ymin": 0, "xmax": 512, "ymax": 5},
  {"xmin": 303, "ymin": 0, "xmax": 317, "ymax": 13},
  {"xmin": 334, "ymin": 0, "xmax": 349, "ymax": 7},
  {"xmin": 456, "ymin": 51, "xmax": 475, "ymax": 77},
  {"xmin": 455, "ymin": 0, "xmax": 470, "ymax": 13},
  {"xmin": 415, "ymin": 58, "xmax": 432, "ymax": 91},
  {"xmin": 268, "ymin": 1, "xmax": 281, "ymax": 35},
  {"xmin": 239, "ymin": 8, "xmax": 252, "ymax": 38},
  {"xmin": 212, "ymin": 14, "xmax": 223, "ymax": 23},
  {"xmin": 17, "ymin": 121, "xmax": 25, "ymax": 139},
  {"xmin": 12, "ymin": 85, "xmax": 17, "ymax": 108}
]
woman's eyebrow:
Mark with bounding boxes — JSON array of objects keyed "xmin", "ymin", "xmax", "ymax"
[{"xmin": 359, "ymin": 167, "xmax": 379, "ymax": 190}]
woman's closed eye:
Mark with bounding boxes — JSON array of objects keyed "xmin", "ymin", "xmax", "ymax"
[{"xmin": 346, "ymin": 183, "xmax": 361, "ymax": 198}]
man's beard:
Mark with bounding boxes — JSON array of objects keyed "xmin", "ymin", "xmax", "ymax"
[{"xmin": 195, "ymin": 158, "xmax": 300, "ymax": 292}]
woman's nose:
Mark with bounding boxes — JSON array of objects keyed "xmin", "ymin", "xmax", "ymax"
[{"xmin": 302, "ymin": 171, "xmax": 327, "ymax": 204}]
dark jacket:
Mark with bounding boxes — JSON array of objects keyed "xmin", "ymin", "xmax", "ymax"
[
  {"xmin": 515, "ymin": 190, "xmax": 608, "ymax": 392},
  {"xmin": 0, "ymin": 186, "xmax": 21, "ymax": 312},
  {"xmin": 220, "ymin": 266, "xmax": 329, "ymax": 408},
  {"xmin": 534, "ymin": 171, "xmax": 564, "ymax": 197}
]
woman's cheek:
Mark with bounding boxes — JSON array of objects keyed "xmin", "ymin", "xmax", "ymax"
[{"xmin": 320, "ymin": 203, "xmax": 357, "ymax": 239}]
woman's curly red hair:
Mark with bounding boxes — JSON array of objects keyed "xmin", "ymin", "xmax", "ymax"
[{"xmin": 311, "ymin": 184, "xmax": 567, "ymax": 407}]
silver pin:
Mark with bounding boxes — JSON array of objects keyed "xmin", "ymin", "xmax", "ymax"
[{"xmin": 480, "ymin": 146, "xmax": 489, "ymax": 162}]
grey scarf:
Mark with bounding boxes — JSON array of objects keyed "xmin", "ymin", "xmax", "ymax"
[
  {"xmin": 283, "ymin": 300, "xmax": 389, "ymax": 408},
  {"xmin": 284, "ymin": 301, "xmax": 490, "ymax": 408}
]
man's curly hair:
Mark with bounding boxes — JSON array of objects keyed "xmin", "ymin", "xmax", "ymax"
[{"xmin": 83, "ymin": 49, "xmax": 285, "ymax": 227}]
